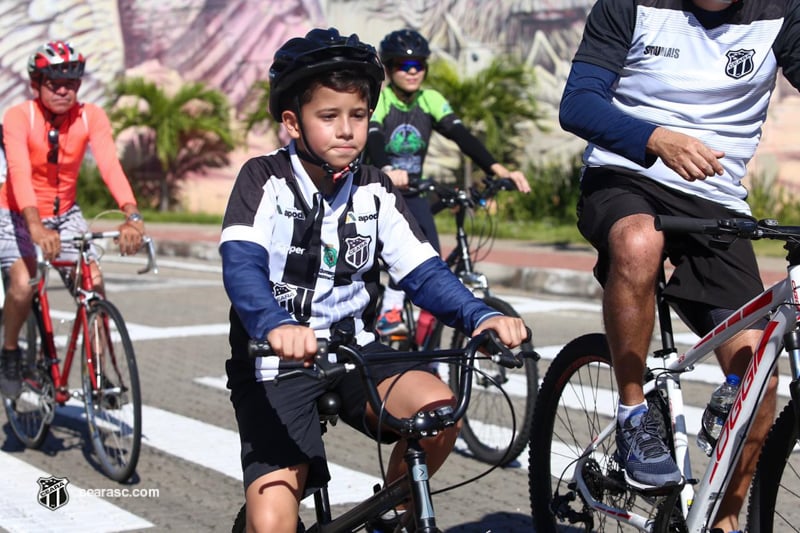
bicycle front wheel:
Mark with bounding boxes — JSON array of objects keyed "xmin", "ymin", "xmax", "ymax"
[
  {"xmin": 747, "ymin": 402, "xmax": 800, "ymax": 532},
  {"xmin": 447, "ymin": 295, "xmax": 538, "ymax": 465},
  {"xmin": 528, "ymin": 333, "xmax": 678, "ymax": 532},
  {"xmin": 81, "ymin": 299, "xmax": 142, "ymax": 482},
  {"xmin": 3, "ymin": 311, "xmax": 54, "ymax": 449}
]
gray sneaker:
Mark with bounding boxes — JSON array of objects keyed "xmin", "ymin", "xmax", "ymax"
[
  {"xmin": 615, "ymin": 405, "xmax": 682, "ymax": 491},
  {"xmin": 0, "ymin": 348, "xmax": 22, "ymax": 399}
]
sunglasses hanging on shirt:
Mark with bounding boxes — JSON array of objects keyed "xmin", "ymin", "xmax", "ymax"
[
  {"xmin": 47, "ymin": 128, "xmax": 60, "ymax": 215},
  {"xmin": 47, "ymin": 128, "xmax": 58, "ymax": 164}
]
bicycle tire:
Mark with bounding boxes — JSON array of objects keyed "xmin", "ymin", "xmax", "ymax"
[
  {"xmin": 747, "ymin": 401, "xmax": 800, "ymax": 533},
  {"xmin": 81, "ymin": 299, "xmax": 142, "ymax": 482},
  {"xmin": 3, "ymin": 312, "xmax": 54, "ymax": 449},
  {"xmin": 447, "ymin": 295, "xmax": 538, "ymax": 465},
  {"xmin": 528, "ymin": 333, "xmax": 679, "ymax": 532}
]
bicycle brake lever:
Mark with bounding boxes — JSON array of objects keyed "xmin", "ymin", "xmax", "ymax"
[
  {"xmin": 273, "ymin": 368, "xmax": 313, "ymax": 383},
  {"xmin": 138, "ymin": 236, "xmax": 159, "ymax": 275},
  {"xmin": 492, "ymin": 349, "xmax": 524, "ymax": 368},
  {"xmin": 29, "ymin": 246, "xmax": 48, "ymax": 286}
]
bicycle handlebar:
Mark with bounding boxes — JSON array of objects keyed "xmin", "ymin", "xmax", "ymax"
[
  {"xmin": 247, "ymin": 329, "xmax": 530, "ymax": 438},
  {"xmin": 408, "ymin": 175, "xmax": 518, "ymax": 215},
  {"xmin": 655, "ymin": 215, "xmax": 800, "ymax": 242},
  {"xmin": 31, "ymin": 231, "xmax": 159, "ymax": 286}
]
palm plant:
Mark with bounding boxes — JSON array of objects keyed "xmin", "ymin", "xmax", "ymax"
[
  {"xmin": 424, "ymin": 56, "xmax": 545, "ymax": 185},
  {"xmin": 108, "ymin": 78, "xmax": 236, "ymax": 211},
  {"xmin": 242, "ymin": 80, "xmax": 281, "ymax": 138}
]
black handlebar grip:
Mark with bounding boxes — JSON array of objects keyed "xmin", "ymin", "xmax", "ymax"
[
  {"xmin": 654, "ymin": 216, "xmax": 721, "ymax": 234},
  {"xmin": 249, "ymin": 339, "xmax": 273, "ymax": 358}
]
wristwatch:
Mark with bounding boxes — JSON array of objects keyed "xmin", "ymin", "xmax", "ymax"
[{"xmin": 127, "ymin": 212, "xmax": 143, "ymax": 223}]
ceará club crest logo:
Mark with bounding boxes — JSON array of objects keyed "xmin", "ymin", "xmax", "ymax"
[
  {"xmin": 37, "ymin": 475, "xmax": 70, "ymax": 511},
  {"xmin": 725, "ymin": 49, "xmax": 755, "ymax": 79}
]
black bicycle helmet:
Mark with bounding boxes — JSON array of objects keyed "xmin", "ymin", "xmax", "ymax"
[
  {"xmin": 379, "ymin": 29, "xmax": 430, "ymax": 64},
  {"xmin": 268, "ymin": 27, "xmax": 384, "ymax": 122}
]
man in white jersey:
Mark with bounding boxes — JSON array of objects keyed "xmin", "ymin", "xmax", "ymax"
[{"xmin": 561, "ymin": 1, "xmax": 800, "ymax": 531}]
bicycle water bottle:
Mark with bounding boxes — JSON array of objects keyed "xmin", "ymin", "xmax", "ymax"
[{"xmin": 696, "ymin": 374, "xmax": 740, "ymax": 456}]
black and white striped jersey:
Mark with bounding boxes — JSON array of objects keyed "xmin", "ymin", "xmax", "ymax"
[
  {"xmin": 574, "ymin": 0, "xmax": 800, "ymax": 213},
  {"xmin": 220, "ymin": 143, "xmax": 438, "ymax": 354}
]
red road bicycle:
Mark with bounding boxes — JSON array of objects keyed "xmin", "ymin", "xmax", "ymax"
[{"xmin": 2, "ymin": 230, "xmax": 157, "ymax": 482}]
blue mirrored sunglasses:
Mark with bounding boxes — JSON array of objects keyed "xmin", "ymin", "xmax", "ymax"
[{"xmin": 395, "ymin": 60, "xmax": 426, "ymax": 72}]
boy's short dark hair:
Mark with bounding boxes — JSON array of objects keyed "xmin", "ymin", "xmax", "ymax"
[
  {"xmin": 268, "ymin": 28, "xmax": 383, "ymax": 122},
  {"xmin": 279, "ymin": 68, "xmax": 374, "ymax": 117}
]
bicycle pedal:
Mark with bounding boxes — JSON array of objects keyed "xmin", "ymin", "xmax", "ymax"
[{"xmin": 629, "ymin": 480, "xmax": 684, "ymax": 496}]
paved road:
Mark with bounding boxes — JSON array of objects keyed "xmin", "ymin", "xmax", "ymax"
[{"xmin": 0, "ymin": 252, "xmax": 794, "ymax": 532}]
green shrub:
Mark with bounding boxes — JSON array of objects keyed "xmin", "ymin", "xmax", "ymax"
[
  {"xmin": 747, "ymin": 172, "xmax": 800, "ymax": 225},
  {"xmin": 490, "ymin": 156, "xmax": 582, "ymax": 225},
  {"xmin": 76, "ymin": 159, "xmax": 114, "ymax": 213}
]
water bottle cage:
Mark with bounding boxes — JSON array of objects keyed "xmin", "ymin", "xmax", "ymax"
[{"xmin": 700, "ymin": 402, "xmax": 730, "ymax": 448}]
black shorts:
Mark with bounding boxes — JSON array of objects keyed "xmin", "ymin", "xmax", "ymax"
[
  {"xmin": 226, "ymin": 341, "xmax": 423, "ymax": 496},
  {"xmin": 577, "ymin": 167, "xmax": 764, "ymax": 334}
]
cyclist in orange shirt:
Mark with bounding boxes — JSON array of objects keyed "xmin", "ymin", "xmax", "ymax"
[{"xmin": 0, "ymin": 41, "xmax": 145, "ymax": 399}]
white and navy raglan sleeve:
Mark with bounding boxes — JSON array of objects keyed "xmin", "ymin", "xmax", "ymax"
[
  {"xmin": 560, "ymin": 0, "xmax": 659, "ymax": 167},
  {"xmin": 220, "ymin": 155, "xmax": 296, "ymax": 340},
  {"xmin": 775, "ymin": 0, "xmax": 800, "ymax": 89}
]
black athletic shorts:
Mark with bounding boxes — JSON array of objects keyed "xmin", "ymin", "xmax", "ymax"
[
  {"xmin": 226, "ymin": 341, "xmax": 423, "ymax": 497},
  {"xmin": 577, "ymin": 166, "xmax": 764, "ymax": 335}
]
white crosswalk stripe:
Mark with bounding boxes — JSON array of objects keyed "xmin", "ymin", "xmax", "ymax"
[{"xmin": 0, "ymin": 452, "xmax": 153, "ymax": 532}]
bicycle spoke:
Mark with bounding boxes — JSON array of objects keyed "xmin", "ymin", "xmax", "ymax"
[{"xmin": 82, "ymin": 300, "xmax": 141, "ymax": 482}]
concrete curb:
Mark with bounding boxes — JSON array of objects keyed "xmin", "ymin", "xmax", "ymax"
[{"xmin": 155, "ymin": 237, "xmax": 604, "ymax": 300}]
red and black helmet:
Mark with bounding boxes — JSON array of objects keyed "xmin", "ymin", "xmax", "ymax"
[
  {"xmin": 268, "ymin": 28, "xmax": 384, "ymax": 122},
  {"xmin": 27, "ymin": 41, "xmax": 86, "ymax": 82},
  {"xmin": 379, "ymin": 29, "xmax": 430, "ymax": 64}
]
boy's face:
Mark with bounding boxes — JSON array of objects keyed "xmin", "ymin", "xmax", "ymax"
[
  {"xmin": 283, "ymin": 85, "xmax": 369, "ymax": 173},
  {"xmin": 389, "ymin": 58, "xmax": 426, "ymax": 93}
]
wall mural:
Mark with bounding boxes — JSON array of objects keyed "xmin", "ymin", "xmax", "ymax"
[{"xmin": 1, "ymin": 0, "xmax": 797, "ymax": 212}]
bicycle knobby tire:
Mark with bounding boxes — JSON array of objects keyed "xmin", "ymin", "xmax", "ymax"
[
  {"xmin": 747, "ymin": 401, "xmax": 800, "ymax": 532},
  {"xmin": 529, "ymin": 333, "xmax": 613, "ymax": 532}
]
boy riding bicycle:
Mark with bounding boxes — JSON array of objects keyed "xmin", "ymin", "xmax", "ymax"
[
  {"xmin": 219, "ymin": 28, "xmax": 528, "ymax": 533},
  {"xmin": 365, "ymin": 29, "xmax": 530, "ymax": 336}
]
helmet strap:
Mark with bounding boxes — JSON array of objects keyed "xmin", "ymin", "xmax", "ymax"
[{"xmin": 295, "ymin": 110, "xmax": 360, "ymax": 183}]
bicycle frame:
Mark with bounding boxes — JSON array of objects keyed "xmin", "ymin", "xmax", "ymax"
[
  {"xmin": 31, "ymin": 232, "xmax": 156, "ymax": 405},
  {"xmin": 571, "ymin": 262, "xmax": 800, "ymax": 532},
  {"xmin": 32, "ymin": 240, "xmax": 104, "ymax": 405},
  {"xmin": 442, "ymin": 202, "xmax": 490, "ymax": 298}
]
